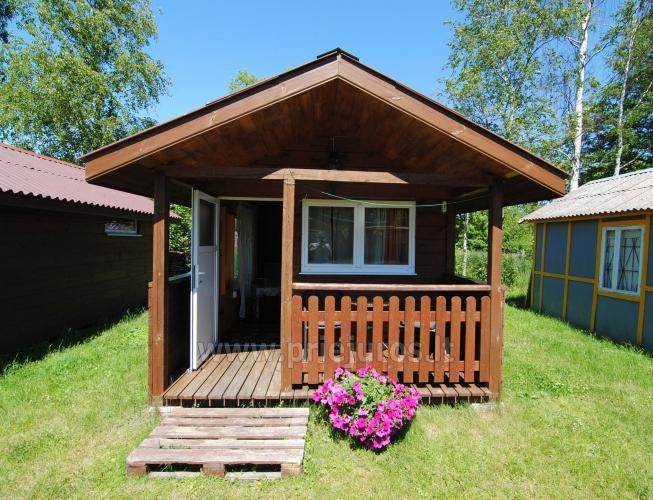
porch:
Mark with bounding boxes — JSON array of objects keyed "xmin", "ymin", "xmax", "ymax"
[{"xmin": 162, "ymin": 343, "xmax": 493, "ymax": 406}]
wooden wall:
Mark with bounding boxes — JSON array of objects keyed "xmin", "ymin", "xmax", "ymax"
[{"xmin": 0, "ymin": 203, "xmax": 152, "ymax": 354}]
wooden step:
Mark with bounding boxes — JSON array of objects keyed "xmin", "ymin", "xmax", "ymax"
[
  {"xmin": 150, "ymin": 425, "xmax": 307, "ymax": 439},
  {"xmin": 160, "ymin": 407, "xmax": 308, "ymax": 418},
  {"xmin": 162, "ymin": 416, "xmax": 308, "ymax": 427},
  {"xmin": 140, "ymin": 437, "xmax": 306, "ymax": 449},
  {"xmin": 127, "ymin": 407, "xmax": 308, "ymax": 478}
]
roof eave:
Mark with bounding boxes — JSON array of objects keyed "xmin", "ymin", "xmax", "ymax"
[{"xmin": 83, "ymin": 51, "xmax": 567, "ymax": 197}]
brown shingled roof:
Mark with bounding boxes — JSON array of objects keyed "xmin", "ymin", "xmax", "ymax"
[{"xmin": 0, "ymin": 142, "xmax": 156, "ymax": 215}]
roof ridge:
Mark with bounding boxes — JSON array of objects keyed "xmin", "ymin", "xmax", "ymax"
[
  {"xmin": 0, "ymin": 156, "xmax": 84, "ymax": 182},
  {"xmin": 583, "ymin": 167, "xmax": 653, "ymax": 185},
  {"xmin": 0, "ymin": 142, "xmax": 85, "ymax": 171},
  {"xmin": 571, "ymin": 183, "xmax": 652, "ymax": 199}
]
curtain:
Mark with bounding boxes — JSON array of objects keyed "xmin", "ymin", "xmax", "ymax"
[
  {"xmin": 364, "ymin": 207, "xmax": 409, "ymax": 265},
  {"xmin": 237, "ymin": 203, "xmax": 257, "ymax": 318}
]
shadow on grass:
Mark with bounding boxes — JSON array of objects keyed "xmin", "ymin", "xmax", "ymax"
[
  {"xmin": 505, "ymin": 293, "xmax": 530, "ymax": 310},
  {"xmin": 0, "ymin": 307, "xmax": 146, "ymax": 374}
]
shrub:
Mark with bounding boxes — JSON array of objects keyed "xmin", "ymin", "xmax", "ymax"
[
  {"xmin": 311, "ymin": 367, "xmax": 421, "ymax": 450},
  {"xmin": 455, "ymin": 250, "xmax": 531, "ymax": 290}
]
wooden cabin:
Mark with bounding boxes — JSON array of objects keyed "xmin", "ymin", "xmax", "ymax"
[
  {"xmin": 0, "ymin": 142, "xmax": 157, "ymax": 354},
  {"xmin": 82, "ymin": 49, "xmax": 567, "ymax": 405},
  {"xmin": 524, "ymin": 168, "xmax": 653, "ymax": 351}
]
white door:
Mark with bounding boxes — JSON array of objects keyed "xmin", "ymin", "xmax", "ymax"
[{"xmin": 190, "ymin": 190, "xmax": 219, "ymax": 370}]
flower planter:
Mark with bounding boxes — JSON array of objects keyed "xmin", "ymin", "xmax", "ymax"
[{"xmin": 311, "ymin": 367, "xmax": 421, "ymax": 449}]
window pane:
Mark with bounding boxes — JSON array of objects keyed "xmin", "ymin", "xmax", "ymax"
[
  {"xmin": 602, "ymin": 230, "xmax": 615, "ymax": 288},
  {"xmin": 364, "ymin": 207, "xmax": 409, "ymax": 265},
  {"xmin": 199, "ymin": 199, "xmax": 215, "ymax": 246},
  {"xmin": 105, "ymin": 219, "xmax": 138, "ymax": 235},
  {"xmin": 617, "ymin": 228, "xmax": 641, "ymax": 292},
  {"xmin": 307, "ymin": 206, "xmax": 354, "ymax": 264}
]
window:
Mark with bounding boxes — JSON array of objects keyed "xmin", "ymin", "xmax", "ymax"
[
  {"xmin": 600, "ymin": 225, "xmax": 643, "ymax": 295},
  {"xmin": 105, "ymin": 219, "xmax": 139, "ymax": 236},
  {"xmin": 301, "ymin": 200, "xmax": 415, "ymax": 274}
]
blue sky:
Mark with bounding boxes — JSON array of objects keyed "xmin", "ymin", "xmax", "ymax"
[{"xmin": 147, "ymin": 0, "xmax": 462, "ymax": 122}]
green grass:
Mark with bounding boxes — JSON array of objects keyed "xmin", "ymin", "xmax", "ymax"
[{"xmin": 1, "ymin": 307, "xmax": 652, "ymax": 499}]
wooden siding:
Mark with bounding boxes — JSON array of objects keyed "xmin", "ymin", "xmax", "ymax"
[{"xmin": 0, "ymin": 203, "xmax": 152, "ymax": 354}]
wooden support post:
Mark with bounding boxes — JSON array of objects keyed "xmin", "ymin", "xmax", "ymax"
[
  {"xmin": 445, "ymin": 207, "xmax": 456, "ymax": 275},
  {"xmin": 280, "ymin": 174, "xmax": 296, "ymax": 390},
  {"xmin": 487, "ymin": 183, "xmax": 504, "ymax": 398},
  {"xmin": 150, "ymin": 173, "xmax": 170, "ymax": 404}
]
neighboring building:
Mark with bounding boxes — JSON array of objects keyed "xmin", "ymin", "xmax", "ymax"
[
  {"xmin": 523, "ymin": 168, "xmax": 653, "ymax": 351},
  {"xmin": 82, "ymin": 49, "xmax": 567, "ymax": 405},
  {"xmin": 0, "ymin": 142, "xmax": 156, "ymax": 354}
]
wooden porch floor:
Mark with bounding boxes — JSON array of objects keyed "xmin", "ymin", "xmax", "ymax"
[{"xmin": 162, "ymin": 345, "xmax": 492, "ymax": 406}]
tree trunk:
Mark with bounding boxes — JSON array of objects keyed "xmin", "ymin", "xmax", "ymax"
[
  {"xmin": 615, "ymin": 4, "xmax": 641, "ymax": 176},
  {"xmin": 462, "ymin": 213, "xmax": 469, "ymax": 276},
  {"xmin": 570, "ymin": 0, "xmax": 593, "ymax": 191}
]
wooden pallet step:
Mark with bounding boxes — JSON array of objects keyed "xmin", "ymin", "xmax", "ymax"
[
  {"xmin": 225, "ymin": 471, "xmax": 282, "ymax": 481},
  {"xmin": 150, "ymin": 425, "xmax": 307, "ymax": 439},
  {"xmin": 140, "ymin": 437, "xmax": 306, "ymax": 450},
  {"xmin": 162, "ymin": 416, "xmax": 308, "ymax": 427},
  {"xmin": 161, "ymin": 407, "xmax": 308, "ymax": 418},
  {"xmin": 148, "ymin": 471, "xmax": 201, "ymax": 479},
  {"xmin": 127, "ymin": 447, "xmax": 304, "ymax": 467}
]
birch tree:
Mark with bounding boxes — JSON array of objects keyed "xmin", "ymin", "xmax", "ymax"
[
  {"xmin": 568, "ymin": 0, "xmax": 595, "ymax": 190},
  {"xmin": 0, "ymin": 0, "xmax": 168, "ymax": 162},
  {"xmin": 612, "ymin": 0, "xmax": 646, "ymax": 175},
  {"xmin": 583, "ymin": 0, "xmax": 652, "ymax": 180},
  {"xmin": 443, "ymin": 0, "xmax": 565, "ymax": 275},
  {"xmin": 442, "ymin": 0, "xmax": 564, "ymax": 153}
]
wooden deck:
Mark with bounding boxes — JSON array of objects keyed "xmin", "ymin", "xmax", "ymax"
[
  {"xmin": 127, "ymin": 407, "xmax": 308, "ymax": 479},
  {"xmin": 162, "ymin": 345, "xmax": 491, "ymax": 406}
]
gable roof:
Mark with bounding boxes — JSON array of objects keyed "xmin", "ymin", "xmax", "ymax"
[
  {"xmin": 0, "ymin": 142, "xmax": 157, "ymax": 215},
  {"xmin": 82, "ymin": 49, "xmax": 567, "ymax": 203},
  {"xmin": 522, "ymin": 168, "xmax": 653, "ymax": 222}
]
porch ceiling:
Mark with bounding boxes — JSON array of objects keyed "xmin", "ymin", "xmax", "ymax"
[{"xmin": 83, "ymin": 49, "xmax": 567, "ymax": 208}]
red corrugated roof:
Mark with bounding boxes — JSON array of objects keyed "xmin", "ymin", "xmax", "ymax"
[{"xmin": 0, "ymin": 142, "xmax": 156, "ymax": 215}]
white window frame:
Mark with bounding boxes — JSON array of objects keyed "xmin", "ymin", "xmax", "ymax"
[
  {"xmin": 300, "ymin": 199, "xmax": 416, "ymax": 275},
  {"xmin": 105, "ymin": 219, "xmax": 140, "ymax": 237},
  {"xmin": 598, "ymin": 225, "xmax": 644, "ymax": 296}
]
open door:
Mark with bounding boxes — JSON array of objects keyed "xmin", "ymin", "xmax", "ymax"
[{"xmin": 190, "ymin": 189, "xmax": 219, "ymax": 370}]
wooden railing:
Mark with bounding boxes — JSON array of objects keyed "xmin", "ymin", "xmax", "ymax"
[{"xmin": 288, "ymin": 283, "xmax": 497, "ymax": 387}]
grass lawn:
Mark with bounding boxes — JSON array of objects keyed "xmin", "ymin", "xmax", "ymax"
[{"xmin": 1, "ymin": 305, "xmax": 652, "ymax": 499}]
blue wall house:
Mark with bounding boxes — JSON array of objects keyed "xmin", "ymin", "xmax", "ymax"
[{"xmin": 523, "ymin": 169, "xmax": 653, "ymax": 351}]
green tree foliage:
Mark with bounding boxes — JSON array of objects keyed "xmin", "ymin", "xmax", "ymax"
[
  {"xmin": 443, "ymin": 0, "xmax": 652, "ymax": 284},
  {"xmin": 228, "ymin": 69, "xmax": 261, "ymax": 92},
  {"xmin": 584, "ymin": 0, "xmax": 653, "ymax": 181},
  {"xmin": 442, "ymin": 0, "xmax": 567, "ymax": 160},
  {"xmin": 455, "ymin": 204, "xmax": 535, "ymax": 255},
  {"xmin": 169, "ymin": 203, "xmax": 191, "ymax": 273},
  {"xmin": 0, "ymin": 0, "xmax": 15, "ymax": 43},
  {"xmin": 0, "ymin": 0, "xmax": 168, "ymax": 163},
  {"xmin": 443, "ymin": 0, "xmax": 568, "ymax": 276}
]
